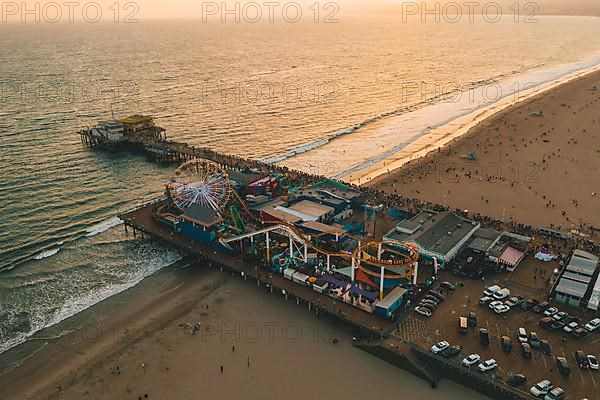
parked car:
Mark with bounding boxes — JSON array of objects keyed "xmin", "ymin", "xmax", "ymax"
[
  {"xmin": 563, "ymin": 322, "xmax": 578, "ymax": 334},
  {"xmin": 529, "ymin": 332, "xmax": 541, "ymax": 349},
  {"xmin": 543, "ymin": 307, "xmax": 558, "ymax": 317},
  {"xmin": 441, "ymin": 345, "xmax": 462, "ymax": 358},
  {"xmin": 575, "ymin": 350, "xmax": 589, "ymax": 369},
  {"xmin": 553, "ymin": 311, "xmax": 568, "ymax": 321},
  {"xmin": 521, "ymin": 298, "xmax": 539, "ymax": 311},
  {"xmin": 544, "ymin": 387, "xmax": 565, "ymax": 400},
  {"xmin": 507, "ymin": 373, "xmax": 527, "ymax": 387},
  {"xmin": 483, "ymin": 285, "xmax": 501, "ymax": 297},
  {"xmin": 549, "ymin": 321, "xmax": 565, "ymax": 331},
  {"xmin": 521, "ymin": 342, "xmax": 532, "ymax": 358},
  {"xmin": 501, "ymin": 336, "xmax": 512, "ymax": 353},
  {"xmin": 556, "ymin": 357, "xmax": 570, "ymax": 375},
  {"xmin": 530, "ymin": 380, "xmax": 553, "ymax": 397},
  {"xmin": 585, "ymin": 318, "xmax": 600, "ymax": 332},
  {"xmin": 505, "ymin": 296, "xmax": 521, "ymax": 307},
  {"xmin": 479, "ymin": 296, "xmax": 493, "ymax": 306},
  {"xmin": 494, "ymin": 304, "xmax": 510, "ymax": 314},
  {"xmin": 517, "ymin": 327, "xmax": 528, "ymax": 343},
  {"xmin": 478, "ymin": 359, "xmax": 497, "ymax": 372},
  {"xmin": 428, "ymin": 290, "xmax": 445, "ymax": 302},
  {"xmin": 493, "ymin": 288, "xmax": 510, "ymax": 300},
  {"xmin": 571, "ymin": 327, "xmax": 588, "ymax": 338},
  {"xmin": 587, "ymin": 354, "xmax": 599, "ymax": 370},
  {"xmin": 468, "ymin": 312, "xmax": 477, "ymax": 327},
  {"xmin": 462, "ymin": 353, "xmax": 481, "ymax": 367},
  {"xmin": 540, "ymin": 339, "xmax": 552, "ymax": 355},
  {"xmin": 563, "ymin": 315, "xmax": 580, "ymax": 325},
  {"xmin": 462, "ymin": 353, "xmax": 480, "ymax": 367},
  {"xmin": 430, "ymin": 341, "xmax": 450, "ymax": 354},
  {"xmin": 533, "ymin": 302, "xmax": 550, "ymax": 313},
  {"xmin": 488, "ymin": 300, "xmax": 503, "ymax": 310},
  {"xmin": 418, "ymin": 302, "xmax": 437, "ymax": 311},
  {"xmin": 539, "ymin": 317, "xmax": 555, "ymax": 329},
  {"xmin": 479, "ymin": 328, "xmax": 489, "ymax": 345},
  {"xmin": 440, "ymin": 281, "xmax": 456, "ymax": 291},
  {"xmin": 424, "ymin": 295, "xmax": 441, "ymax": 305},
  {"xmin": 414, "ymin": 306, "xmax": 432, "ymax": 317}
]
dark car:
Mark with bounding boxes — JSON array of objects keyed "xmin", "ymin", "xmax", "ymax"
[
  {"xmin": 521, "ymin": 299, "xmax": 539, "ymax": 311},
  {"xmin": 540, "ymin": 339, "xmax": 552, "ymax": 355},
  {"xmin": 575, "ymin": 350, "xmax": 589, "ymax": 369},
  {"xmin": 507, "ymin": 373, "xmax": 527, "ymax": 387},
  {"xmin": 468, "ymin": 312, "xmax": 478, "ymax": 327},
  {"xmin": 556, "ymin": 356, "xmax": 570, "ymax": 375},
  {"xmin": 479, "ymin": 328, "xmax": 489, "ymax": 345},
  {"xmin": 563, "ymin": 315, "xmax": 581, "ymax": 325},
  {"xmin": 550, "ymin": 320, "xmax": 565, "ymax": 331},
  {"xmin": 533, "ymin": 302, "xmax": 550, "ymax": 313},
  {"xmin": 429, "ymin": 290, "xmax": 446, "ymax": 302},
  {"xmin": 539, "ymin": 317, "xmax": 555, "ymax": 329},
  {"xmin": 501, "ymin": 336, "xmax": 512, "ymax": 353},
  {"xmin": 419, "ymin": 303, "xmax": 436, "ymax": 312},
  {"xmin": 521, "ymin": 342, "xmax": 532, "ymax": 358},
  {"xmin": 571, "ymin": 327, "xmax": 588, "ymax": 338},
  {"xmin": 529, "ymin": 332, "xmax": 541, "ymax": 349},
  {"xmin": 440, "ymin": 281, "xmax": 456, "ymax": 291},
  {"xmin": 424, "ymin": 295, "xmax": 441, "ymax": 305},
  {"xmin": 441, "ymin": 345, "xmax": 461, "ymax": 358}
]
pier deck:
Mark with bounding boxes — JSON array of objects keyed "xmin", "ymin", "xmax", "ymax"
[{"xmin": 119, "ymin": 201, "xmax": 395, "ymax": 336}]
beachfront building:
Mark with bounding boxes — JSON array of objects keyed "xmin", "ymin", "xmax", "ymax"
[
  {"xmin": 553, "ymin": 250, "xmax": 599, "ymax": 309},
  {"xmin": 383, "ymin": 210, "xmax": 480, "ymax": 267},
  {"xmin": 373, "ymin": 286, "xmax": 407, "ymax": 318},
  {"xmin": 464, "ymin": 228, "xmax": 531, "ymax": 272}
]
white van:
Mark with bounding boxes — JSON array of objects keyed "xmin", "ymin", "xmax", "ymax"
[
  {"xmin": 483, "ymin": 285, "xmax": 501, "ymax": 296},
  {"xmin": 493, "ymin": 288, "xmax": 511, "ymax": 300},
  {"xmin": 518, "ymin": 327, "xmax": 528, "ymax": 343}
]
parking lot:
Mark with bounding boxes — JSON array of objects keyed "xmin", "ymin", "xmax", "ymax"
[{"xmin": 397, "ymin": 258, "xmax": 600, "ymax": 399}]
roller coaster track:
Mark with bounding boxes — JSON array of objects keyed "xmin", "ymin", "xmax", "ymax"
[
  {"xmin": 156, "ymin": 185, "xmax": 418, "ymax": 278},
  {"xmin": 225, "ymin": 190, "xmax": 419, "ymax": 274}
]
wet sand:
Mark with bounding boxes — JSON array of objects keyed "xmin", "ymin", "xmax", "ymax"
[
  {"xmin": 369, "ymin": 68, "xmax": 600, "ymax": 232},
  {"xmin": 0, "ymin": 264, "xmax": 490, "ymax": 400}
]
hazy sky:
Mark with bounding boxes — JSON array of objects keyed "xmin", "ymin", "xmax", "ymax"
[{"xmin": 4, "ymin": 0, "xmax": 599, "ymax": 22}]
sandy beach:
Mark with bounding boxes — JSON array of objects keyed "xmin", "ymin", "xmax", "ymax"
[
  {"xmin": 0, "ymin": 263, "xmax": 490, "ymax": 400},
  {"xmin": 369, "ymin": 68, "xmax": 600, "ymax": 233}
]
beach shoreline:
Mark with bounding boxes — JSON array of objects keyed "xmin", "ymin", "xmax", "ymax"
[
  {"xmin": 367, "ymin": 66, "xmax": 600, "ymax": 232},
  {"xmin": 0, "ymin": 259, "xmax": 491, "ymax": 400}
]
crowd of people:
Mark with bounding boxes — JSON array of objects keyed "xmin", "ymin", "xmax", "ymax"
[{"xmin": 195, "ymin": 147, "xmax": 600, "ymax": 257}]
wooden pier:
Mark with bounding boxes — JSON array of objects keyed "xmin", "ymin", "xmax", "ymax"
[{"xmin": 119, "ymin": 200, "xmax": 395, "ymax": 336}]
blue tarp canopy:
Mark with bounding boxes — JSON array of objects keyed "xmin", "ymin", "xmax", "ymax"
[
  {"xmin": 321, "ymin": 274, "xmax": 349, "ymax": 289},
  {"xmin": 351, "ymin": 286, "xmax": 377, "ymax": 303}
]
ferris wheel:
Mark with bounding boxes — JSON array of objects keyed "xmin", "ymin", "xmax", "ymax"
[{"xmin": 166, "ymin": 159, "xmax": 233, "ymax": 212}]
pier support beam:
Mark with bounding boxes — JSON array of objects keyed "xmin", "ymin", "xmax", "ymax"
[
  {"xmin": 326, "ymin": 254, "xmax": 330, "ymax": 272},
  {"xmin": 380, "ymin": 266, "xmax": 385, "ymax": 300},
  {"xmin": 266, "ymin": 231, "xmax": 270, "ymax": 261},
  {"xmin": 413, "ymin": 261, "xmax": 419, "ymax": 285}
]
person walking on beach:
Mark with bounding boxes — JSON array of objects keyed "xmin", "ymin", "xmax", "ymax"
[
  {"xmin": 232, "ymin": 345, "xmax": 235, "ymax": 352},
  {"xmin": 247, "ymin": 354, "xmax": 250, "ymax": 368},
  {"xmin": 220, "ymin": 365, "xmax": 224, "ymax": 373}
]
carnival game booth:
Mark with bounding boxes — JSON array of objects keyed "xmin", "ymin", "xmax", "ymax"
[{"xmin": 373, "ymin": 286, "xmax": 408, "ymax": 318}]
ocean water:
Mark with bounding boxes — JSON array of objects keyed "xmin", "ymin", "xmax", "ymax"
[{"xmin": 2, "ymin": 15, "xmax": 600, "ymax": 358}]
